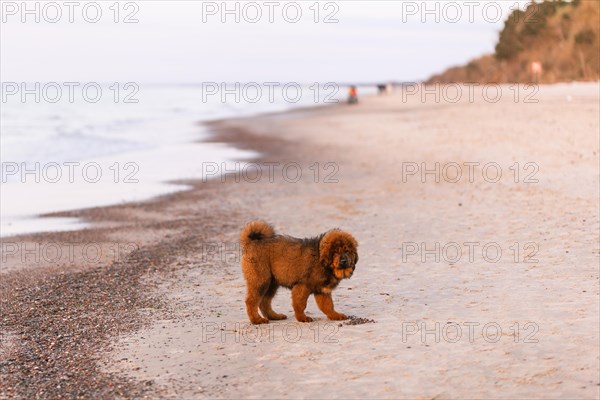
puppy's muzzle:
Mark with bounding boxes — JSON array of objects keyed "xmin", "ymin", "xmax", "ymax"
[
  {"xmin": 336, "ymin": 255, "xmax": 355, "ymax": 278},
  {"xmin": 340, "ymin": 255, "xmax": 350, "ymax": 268}
]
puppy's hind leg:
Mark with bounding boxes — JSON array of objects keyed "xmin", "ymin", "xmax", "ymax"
[
  {"xmin": 259, "ymin": 279, "xmax": 287, "ymax": 320},
  {"xmin": 245, "ymin": 280, "xmax": 270, "ymax": 325}
]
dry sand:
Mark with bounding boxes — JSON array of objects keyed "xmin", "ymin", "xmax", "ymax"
[{"xmin": 1, "ymin": 83, "xmax": 599, "ymax": 399}]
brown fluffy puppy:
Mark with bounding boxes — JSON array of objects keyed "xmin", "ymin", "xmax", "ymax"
[{"xmin": 240, "ymin": 220, "xmax": 358, "ymax": 324}]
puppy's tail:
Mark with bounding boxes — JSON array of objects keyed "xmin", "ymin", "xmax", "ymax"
[{"xmin": 240, "ymin": 220, "xmax": 275, "ymax": 250}]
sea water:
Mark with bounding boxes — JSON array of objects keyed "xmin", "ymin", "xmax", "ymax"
[{"xmin": 1, "ymin": 83, "xmax": 369, "ymax": 236}]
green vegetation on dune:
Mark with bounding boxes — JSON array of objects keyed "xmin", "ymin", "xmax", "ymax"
[{"xmin": 427, "ymin": 0, "xmax": 599, "ymax": 84}]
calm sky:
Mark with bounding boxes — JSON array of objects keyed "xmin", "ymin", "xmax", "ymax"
[{"xmin": 1, "ymin": 1, "xmax": 529, "ymax": 83}]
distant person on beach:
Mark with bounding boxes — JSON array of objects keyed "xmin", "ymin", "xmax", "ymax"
[
  {"xmin": 531, "ymin": 61, "xmax": 542, "ymax": 83},
  {"xmin": 348, "ymin": 85, "xmax": 358, "ymax": 104}
]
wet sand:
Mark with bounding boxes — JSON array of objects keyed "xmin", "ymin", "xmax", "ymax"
[{"xmin": 1, "ymin": 83, "xmax": 599, "ymax": 399}]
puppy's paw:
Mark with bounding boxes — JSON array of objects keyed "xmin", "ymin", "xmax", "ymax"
[
  {"xmin": 250, "ymin": 317, "xmax": 269, "ymax": 325},
  {"xmin": 328, "ymin": 312, "xmax": 348, "ymax": 321},
  {"xmin": 269, "ymin": 313, "xmax": 288, "ymax": 321},
  {"xmin": 296, "ymin": 315, "xmax": 313, "ymax": 323}
]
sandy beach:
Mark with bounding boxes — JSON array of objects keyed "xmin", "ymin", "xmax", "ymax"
[{"xmin": 1, "ymin": 83, "xmax": 599, "ymax": 399}]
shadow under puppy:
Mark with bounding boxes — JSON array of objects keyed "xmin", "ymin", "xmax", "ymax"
[{"xmin": 240, "ymin": 220, "xmax": 358, "ymax": 324}]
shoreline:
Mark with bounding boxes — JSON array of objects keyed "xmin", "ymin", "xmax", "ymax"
[
  {"xmin": 1, "ymin": 83, "xmax": 599, "ymax": 399},
  {"xmin": 0, "ymin": 97, "xmax": 346, "ymax": 240},
  {"xmin": 0, "ymin": 105, "xmax": 298, "ymax": 398},
  {"xmin": 3, "ymin": 80, "xmax": 593, "ymax": 241}
]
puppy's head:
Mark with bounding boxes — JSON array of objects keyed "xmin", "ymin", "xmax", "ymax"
[{"xmin": 319, "ymin": 230, "xmax": 358, "ymax": 279}]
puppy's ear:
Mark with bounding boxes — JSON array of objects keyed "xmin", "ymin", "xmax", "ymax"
[
  {"xmin": 346, "ymin": 236, "xmax": 359, "ymax": 266},
  {"xmin": 319, "ymin": 230, "xmax": 338, "ymax": 267}
]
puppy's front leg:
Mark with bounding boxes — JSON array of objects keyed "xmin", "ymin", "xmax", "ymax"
[
  {"xmin": 315, "ymin": 293, "xmax": 347, "ymax": 320},
  {"xmin": 291, "ymin": 285, "xmax": 313, "ymax": 322}
]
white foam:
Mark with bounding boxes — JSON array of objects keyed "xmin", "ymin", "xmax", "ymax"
[{"xmin": 1, "ymin": 142, "xmax": 257, "ymax": 237}]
